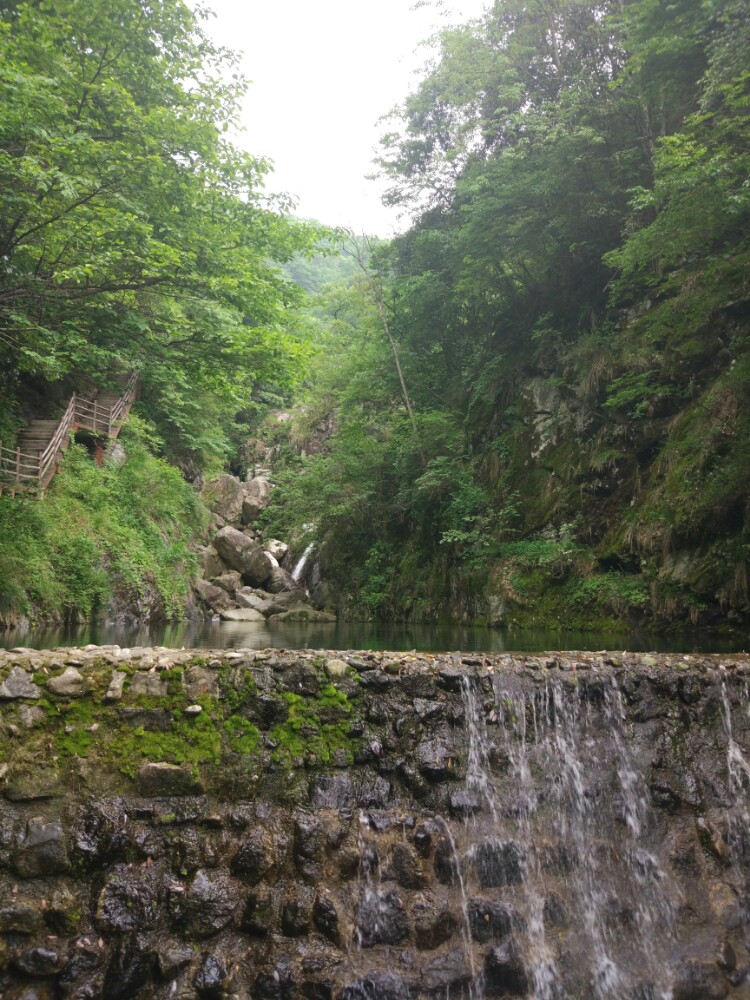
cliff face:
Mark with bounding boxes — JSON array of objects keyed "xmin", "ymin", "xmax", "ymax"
[{"xmin": 0, "ymin": 645, "xmax": 749, "ymax": 998}]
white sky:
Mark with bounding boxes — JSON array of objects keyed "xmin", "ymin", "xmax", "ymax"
[{"xmin": 196, "ymin": 0, "xmax": 487, "ymax": 235}]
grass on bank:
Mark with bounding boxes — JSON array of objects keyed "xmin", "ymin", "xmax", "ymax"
[{"xmin": 0, "ymin": 415, "xmax": 208, "ymax": 625}]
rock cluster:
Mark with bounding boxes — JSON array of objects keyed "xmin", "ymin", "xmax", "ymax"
[
  {"xmin": 0, "ymin": 646, "xmax": 748, "ymax": 998},
  {"xmin": 193, "ymin": 473, "xmax": 334, "ymax": 623}
]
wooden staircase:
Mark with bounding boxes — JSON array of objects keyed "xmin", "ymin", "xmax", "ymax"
[{"xmin": 0, "ymin": 372, "xmax": 139, "ymax": 495}]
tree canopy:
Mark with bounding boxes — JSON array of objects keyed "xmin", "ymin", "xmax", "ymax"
[{"xmin": 0, "ymin": 0, "xmax": 323, "ymax": 462}]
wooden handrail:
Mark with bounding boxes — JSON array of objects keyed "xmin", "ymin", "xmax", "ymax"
[{"xmin": 0, "ymin": 373, "xmax": 139, "ymax": 494}]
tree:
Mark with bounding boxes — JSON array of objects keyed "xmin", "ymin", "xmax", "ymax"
[{"xmin": 0, "ymin": 0, "xmax": 323, "ymax": 462}]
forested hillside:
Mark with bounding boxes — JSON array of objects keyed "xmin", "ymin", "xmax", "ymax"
[
  {"xmin": 0, "ymin": 0, "xmax": 322, "ymax": 624},
  {"xmin": 266, "ymin": 0, "xmax": 750, "ymax": 634}
]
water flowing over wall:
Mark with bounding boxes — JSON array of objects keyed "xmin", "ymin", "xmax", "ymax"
[{"xmin": 0, "ymin": 645, "xmax": 749, "ymax": 999}]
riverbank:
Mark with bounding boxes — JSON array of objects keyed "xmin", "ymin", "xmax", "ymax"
[{"xmin": 2, "ymin": 645, "xmax": 750, "ymax": 997}]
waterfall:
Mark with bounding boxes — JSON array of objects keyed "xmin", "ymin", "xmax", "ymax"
[{"xmin": 291, "ymin": 542, "xmax": 314, "ymax": 582}]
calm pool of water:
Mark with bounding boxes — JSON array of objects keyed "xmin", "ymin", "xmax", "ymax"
[{"xmin": 0, "ymin": 618, "xmax": 745, "ymax": 653}]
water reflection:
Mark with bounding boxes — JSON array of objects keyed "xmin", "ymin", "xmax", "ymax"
[{"xmin": 0, "ymin": 618, "xmax": 745, "ymax": 653}]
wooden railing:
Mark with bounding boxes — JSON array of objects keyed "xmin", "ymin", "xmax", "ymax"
[{"xmin": 0, "ymin": 371, "xmax": 139, "ymax": 494}]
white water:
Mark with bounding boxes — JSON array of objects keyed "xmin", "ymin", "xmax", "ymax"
[{"xmin": 291, "ymin": 542, "xmax": 314, "ymax": 583}]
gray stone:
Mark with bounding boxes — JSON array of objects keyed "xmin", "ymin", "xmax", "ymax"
[
  {"xmin": 0, "ymin": 667, "xmax": 39, "ymax": 700},
  {"xmin": 202, "ymin": 474, "xmax": 245, "ymax": 523},
  {"xmin": 235, "ymin": 587, "xmax": 268, "ymax": 611},
  {"xmin": 422, "ymin": 948, "xmax": 472, "ymax": 995},
  {"xmin": 18, "ymin": 704, "xmax": 45, "ymax": 728},
  {"xmin": 264, "ymin": 539, "xmax": 289, "ymax": 561},
  {"xmin": 5, "ymin": 770, "xmax": 62, "ymax": 801},
  {"xmin": 48, "ymin": 665, "xmax": 85, "ymax": 697},
  {"xmin": 356, "ymin": 889, "xmax": 409, "ymax": 947},
  {"xmin": 326, "ymin": 658, "xmax": 349, "ymax": 678},
  {"xmin": 310, "ymin": 773, "xmax": 354, "ymax": 810},
  {"xmin": 265, "ymin": 564, "xmax": 298, "ymax": 593},
  {"xmin": 193, "ymin": 577, "xmax": 237, "ymax": 613},
  {"xmin": 178, "ymin": 869, "xmax": 238, "ymax": 938},
  {"xmin": 184, "ymin": 664, "xmax": 219, "ymax": 698},
  {"xmin": 339, "ymin": 974, "xmax": 410, "ymax": 1000},
  {"xmin": 136, "ymin": 762, "xmax": 204, "ymax": 797},
  {"xmin": 219, "ymin": 608, "xmax": 266, "ymax": 622},
  {"xmin": 129, "ymin": 672, "xmax": 166, "ymax": 697},
  {"xmin": 104, "ymin": 670, "xmax": 126, "ymax": 702},
  {"xmin": 15, "ymin": 817, "xmax": 69, "ymax": 876},
  {"xmin": 198, "ymin": 545, "xmax": 225, "ymax": 580},
  {"xmin": 417, "ymin": 737, "xmax": 455, "ymax": 781},
  {"xmin": 213, "ymin": 526, "xmax": 273, "ymax": 586},
  {"xmin": 210, "ymin": 570, "xmax": 243, "ymax": 595},
  {"xmin": 240, "ymin": 477, "xmax": 272, "ymax": 525}
]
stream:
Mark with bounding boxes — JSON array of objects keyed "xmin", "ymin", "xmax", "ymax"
[{"xmin": 0, "ymin": 617, "xmax": 745, "ymax": 652}]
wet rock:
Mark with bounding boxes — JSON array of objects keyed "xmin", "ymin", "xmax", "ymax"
[
  {"xmin": 339, "ymin": 973, "xmax": 411, "ymax": 1000},
  {"xmin": 194, "ymin": 953, "xmax": 236, "ymax": 999},
  {"xmin": 421, "ymin": 948, "xmax": 472, "ymax": 996},
  {"xmin": 14, "ymin": 946, "xmax": 67, "ymax": 977},
  {"xmin": 15, "ymin": 817, "xmax": 69, "ymax": 876},
  {"xmin": 48, "ymin": 666, "xmax": 85, "ymax": 697},
  {"xmin": 356, "ymin": 889, "xmax": 409, "ymax": 947},
  {"xmin": 388, "ymin": 842, "xmax": 427, "ymax": 889},
  {"xmin": 281, "ymin": 889, "xmax": 313, "ymax": 936},
  {"xmin": 295, "ymin": 813, "xmax": 323, "ymax": 882},
  {"xmin": 45, "ymin": 884, "xmax": 83, "ymax": 935},
  {"xmin": 413, "ymin": 698, "xmax": 444, "ymax": 722},
  {"xmin": 96, "ymin": 863, "xmax": 165, "ymax": 932},
  {"xmin": 436, "ymin": 667, "xmax": 464, "ymax": 692},
  {"xmin": 672, "ymin": 959, "xmax": 730, "ymax": 999},
  {"xmin": 255, "ymin": 961, "xmax": 296, "ymax": 1000},
  {"xmin": 0, "ymin": 666, "xmax": 39, "ymax": 700},
  {"xmin": 178, "ymin": 869, "xmax": 238, "ymax": 938},
  {"xmin": 310, "ymin": 773, "xmax": 354, "ymax": 810},
  {"xmin": 417, "ymin": 737, "xmax": 454, "ymax": 781},
  {"xmin": 231, "ymin": 826, "xmax": 276, "ymax": 882},
  {"xmin": 102, "ymin": 937, "xmax": 155, "ymax": 1000},
  {"xmin": 214, "ymin": 525, "xmax": 273, "ymax": 586},
  {"xmin": 136, "ymin": 761, "xmax": 204, "ymax": 796},
  {"xmin": 467, "ymin": 898, "xmax": 518, "ymax": 942},
  {"xmin": 473, "ymin": 839, "xmax": 524, "ymax": 888},
  {"xmin": 313, "ymin": 894, "xmax": 340, "ymax": 944},
  {"xmin": 483, "ymin": 941, "xmax": 529, "ymax": 996},
  {"xmin": 357, "ymin": 773, "xmax": 392, "ymax": 808},
  {"xmin": 0, "ymin": 904, "xmax": 42, "ymax": 934},
  {"xmin": 413, "ymin": 896, "xmax": 457, "ymax": 950},
  {"xmin": 433, "ymin": 837, "xmax": 458, "ymax": 885},
  {"xmin": 449, "ymin": 789, "xmax": 480, "ymax": 817},
  {"xmin": 240, "ymin": 887, "xmax": 273, "ymax": 936}
]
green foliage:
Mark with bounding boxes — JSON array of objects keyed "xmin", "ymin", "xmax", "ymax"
[
  {"xmin": 0, "ymin": 416, "xmax": 207, "ymax": 623},
  {"xmin": 0, "ymin": 0, "xmax": 326, "ymax": 465}
]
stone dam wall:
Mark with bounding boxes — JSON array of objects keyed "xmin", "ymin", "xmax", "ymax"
[{"xmin": 0, "ymin": 645, "xmax": 749, "ymax": 999}]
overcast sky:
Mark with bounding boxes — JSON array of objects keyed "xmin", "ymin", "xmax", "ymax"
[{"xmin": 196, "ymin": 0, "xmax": 487, "ymax": 235}]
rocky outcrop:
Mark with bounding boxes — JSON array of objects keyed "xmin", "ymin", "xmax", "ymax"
[
  {"xmin": 193, "ymin": 472, "xmax": 331, "ymax": 622},
  {"xmin": 0, "ymin": 646, "xmax": 749, "ymax": 998}
]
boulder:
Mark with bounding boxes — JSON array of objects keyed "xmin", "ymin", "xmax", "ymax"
[
  {"xmin": 264, "ymin": 539, "xmax": 289, "ymax": 561},
  {"xmin": 193, "ymin": 577, "xmax": 237, "ymax": 614},
  {"xmin": 257, "ymin": 590, "xmax": 309, "ymax": 616},
  {"xmin": 197, "ymin": 545, "xmax": 225, "ymax": 580},
  {"xmin": 241, "ymin": 477, "xmax": 272, "ymax": 524},
  {"xmin": 202, "ymin": 474, "xmax": 245, "ymax": 523},
  {"xmin": 213, "ymin": 526, "xmax": 273, "ymax": 586},
  {"xmin": 219, "ymin": 608, "xmax": 266, "ymax": 623},
  {"xmin": 268, "ymin": 607, "xmax": 337, "ymax": 624},
  {"xmin": 210, "ymin": 570, "xmax": 242, "ymax": 595},
  {"xmin": 236, "ymin": 588, "xmax": 269, "ymax": 611},
  {"xmin": 266, "ymin": 564, "xmax": 298, "ymax": 594}
]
